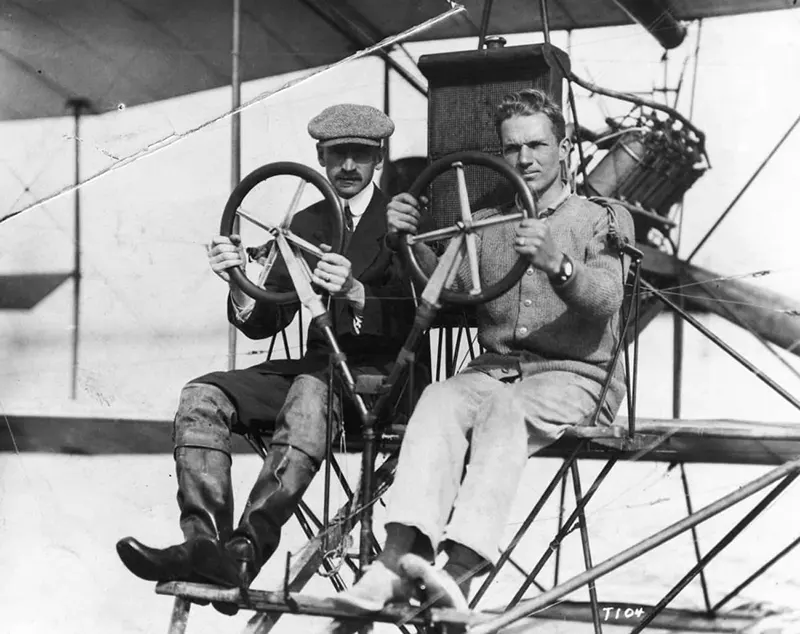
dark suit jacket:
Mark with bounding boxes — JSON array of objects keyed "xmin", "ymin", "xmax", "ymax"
[{"xmin": 227, "ymin": 187, "xmax": 420, "ymax": 379}]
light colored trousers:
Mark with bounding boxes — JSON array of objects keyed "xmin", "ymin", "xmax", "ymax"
[{"xmin": 385, "ymin": 368, "xmax": 613, "ymax": 565}]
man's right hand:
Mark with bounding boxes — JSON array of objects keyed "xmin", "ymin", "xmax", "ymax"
[
  {"xmin": 386, "ymin": 193, "xmax": 423, "ymax": 242},
  {"xmin": 208, "ymin": 234, "xmax": 246, "ymax": 283}
]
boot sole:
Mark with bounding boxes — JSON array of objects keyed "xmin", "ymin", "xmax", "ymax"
[{"xmin": 212, "ymin": 600, "xmax": 240, "ymax": 616}]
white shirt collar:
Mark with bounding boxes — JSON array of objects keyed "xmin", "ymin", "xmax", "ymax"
[
  {"xmin": 341, "ymin": 181, "xmax": 374, "ymax": 224},
  {"xmin": 515, "ymin": 182, "xmax": 572, "ymax": 218}
]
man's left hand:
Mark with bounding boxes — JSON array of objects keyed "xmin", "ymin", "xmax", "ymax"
[
  {"xmin": 514, "ymin": 219, "xmax": 563, "ymax": 276},
  {"xmin": 312, "ymin": 244, "xmax": 360, "ymax": 297}
]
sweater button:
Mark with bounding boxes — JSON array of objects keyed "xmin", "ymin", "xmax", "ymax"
[
  {"xmin": 526, "ymin": 267, "xmax": 534, "ymax": 276},
  {"xmin": 523, "ymin": 299, "xmax": 532, "ymax": 307},
  {"xmin": 518, "ymin": 326, "xmax": 528, "ymax": 335}
]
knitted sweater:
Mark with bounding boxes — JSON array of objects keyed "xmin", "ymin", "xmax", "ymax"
[{"xmin": 460, "ymin": 193, "xmax": 635, "ymax": 415}]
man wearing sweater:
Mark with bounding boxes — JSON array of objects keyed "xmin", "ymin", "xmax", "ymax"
[{"xmin": 334, "ymin": 89, "xmax": 634, "ymax": 613}]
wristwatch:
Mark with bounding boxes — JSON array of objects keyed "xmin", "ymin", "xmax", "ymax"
[{"xmin": 550, "ymin": 254, "xmax": 574, "ymax": 286}]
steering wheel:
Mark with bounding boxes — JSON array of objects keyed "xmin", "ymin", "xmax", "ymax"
[
  {"xmin": 400, "ymin": 151, "xmax": 537, "ymax": 306},
  {"xmin": 220, "ymin": 161, "xmax": 344, "ymax": 304}
]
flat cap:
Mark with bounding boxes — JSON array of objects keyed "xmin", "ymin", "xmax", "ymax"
[{"xmin": 308, "ymin": 104, "xmax": 394, "ymax": 147}]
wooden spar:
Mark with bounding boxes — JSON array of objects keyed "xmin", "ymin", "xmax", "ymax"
[
  {"xmin": 155, "ymin": 583, "xmax": 763, "ymax": 633},
  {"xmin": 638, "ymin": 243, "xmax": 800, "ymax": 357},
  {"xmin": 4, "ymin": 412, "xmax": 800, "ymax": 464},
  {"xmin": 678, "ymin": 264, "xmax": 800, "ymax": 356},
  {"xmin": 156, "ymin": 581, "xmax": 483, "ymax": 627}
]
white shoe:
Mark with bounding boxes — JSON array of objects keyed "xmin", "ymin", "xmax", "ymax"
[
  {"xmin": 398, "ymin": 553, "xmax": 470, "ymax": 612},
  {"xmin": 330, "ymin": 561, "xmax": 414, "ymax": 613}
]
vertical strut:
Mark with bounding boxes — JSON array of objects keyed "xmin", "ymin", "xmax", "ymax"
[
  {"xmin": 66, "ymin": 98, "xmax": 89, "ymax": 399},
  {"xmin": 571, "ymin": 463, "xmax": 603, "ymax": 634},
  {"xmin": 227, "ymin": 0, "xmax": 242, "ymax": 370},
  {"xmin": 538, "ymin": 0, "xmax": 551, "ymax": 44},
  {"xmin": 679, "ymin": 464, "xmax": 712, "ymax": 613},
  {"xmin": 166, "ymin": 597, "xmax": 191, "ymax": 634}
]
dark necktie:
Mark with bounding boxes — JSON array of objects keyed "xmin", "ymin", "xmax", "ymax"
[
  {"xmin": 343, "ymin": 203, "xmax": 354, "ymax": 251},
  {"xmin": 344, "ymin": 203, "xmax": 354, "ymax": 233}
]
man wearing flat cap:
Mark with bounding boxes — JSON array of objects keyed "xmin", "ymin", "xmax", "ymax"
[{"xmin": 117, "ymin": 104, "xmax": 424, "ymax": 610}]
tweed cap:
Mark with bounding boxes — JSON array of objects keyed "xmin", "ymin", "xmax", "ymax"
[{"xmin": 308, "ymin": 104, "xmax": 394, "ymax": 147}]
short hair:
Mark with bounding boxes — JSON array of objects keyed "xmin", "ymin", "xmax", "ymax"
[{"xmin": 494, "ymin": 89, "xmax": 566, "ymax": 141}]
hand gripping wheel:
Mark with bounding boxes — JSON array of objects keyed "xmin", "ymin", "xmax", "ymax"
[
  {"xmin": 220, "ymin": 161, "xmax": 345, "ymax": 304},
  {"xmin": 400, "ymin": 151, "xmax": 538, "ymax": 306}
]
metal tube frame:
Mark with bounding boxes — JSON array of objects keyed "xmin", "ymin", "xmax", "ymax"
[
  {"xmin": 643, "ymin": 280, "xmax": 800, "ymax": 413},
  {"xmin": 571, "ymin": 462, "xmax": 603, "ymax": 634},
  {"xmin": 227, "ymin": 0, "xmax": 242, "ymax": 371},
  {"xmin": 67, "ymin": 98, "xmax": 88, "ymax": 399},
  {"xmin": 505, "ymin": 459, "xmax": 618, "ymax": 608},
  {"xmin": 629, "ymin": 474, "xmax": 799, "ymax": 633},
  {"xmin": 538, "ymin": 0, "xmax": 551, "ymax": 44},
  {"xmin": 478, "ymin": 0, "xmax": 496, "ymax": 49},
  {"xmin": 469, "ymin": 443, "xmax": 586, "ymax": 607},
  {"xmin": 711, "ymin": 535, "xmax": 800, "ymax": 613},
  {"xmin": 679, "ymin": 463, "xmax": 712, "ymax": 613},
  {"xmin": 470, "ymin": 458, "xmax": 800, "ymax": 634},
  {"xmin": 553, "ymin": 468, "xmax": 568, "ymax": 586}
]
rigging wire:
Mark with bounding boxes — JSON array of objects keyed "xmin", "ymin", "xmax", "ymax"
[{"xmin": 0, "ymin": 5, "xmax": 465, "ymax": 225}]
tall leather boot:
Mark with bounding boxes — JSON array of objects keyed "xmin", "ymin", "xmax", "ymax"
[
  {"xmin": 117, "ymin": 447, "xmax": 237, "ymax": 585},
  {"xmin": 229, "ymin": 444, "xmax": 320, "ymax": 582},
  {"xmin": 209, "ymin": 445, "xmax": 319, "ymax": 616}
]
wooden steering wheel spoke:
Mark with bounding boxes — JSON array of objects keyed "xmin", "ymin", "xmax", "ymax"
[
  {"xmin": 400, "ymin": 151, "xmax": 537, "ymax": 306},
  {"xmin": 407, "ymin": 224, "xmax": 462, "ymax": 245},
  {"xmin": 255, "ymin": 242, "xmax": 279, "ymax": 288},
  {"xmin": 444, "ymin": 240, "xmax": 466, "ymax": 290},
  {"xmin": 281, "ymin": 177, "xmax": 308, "ymax": 229},
  {"xmin": 452, "ymin": 161, "xmax": 482, "ymax": 295},
  {"xmin": 220, "ymin": 161, "xmax": 344, "ymax": 304},
  {"xmin": 283, "ymin": 228, "xmax": 326, "ymax": 259},
  {"xmin": 236, "ymin": 207, "xmax": 278, "ymax": 234},
  {"xmin": 273, "ymin": 233, "xmax": 327, "ymax": 319}
]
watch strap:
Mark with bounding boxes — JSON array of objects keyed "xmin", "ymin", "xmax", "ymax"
[{"xmin": 550, "ymin": 254, "xmax": 573, "ymax": 286}]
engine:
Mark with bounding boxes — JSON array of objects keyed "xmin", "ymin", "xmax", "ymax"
[{"xmin": 581, "ymin": 108, "xmax": 708, "ymax": 245}]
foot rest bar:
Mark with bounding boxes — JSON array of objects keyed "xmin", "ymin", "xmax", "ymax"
[{"xmin": 156, "ymin": 581, "xmax": 500, "ymax": 627}]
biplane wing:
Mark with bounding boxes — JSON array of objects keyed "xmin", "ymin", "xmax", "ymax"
[
  {"xmin": 5, "ymin": 405, "xmax": 800, "ymax": 465},
  {"xmin": 1, "ymin": 0, "xmax": 796, "ymax": 121}
]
